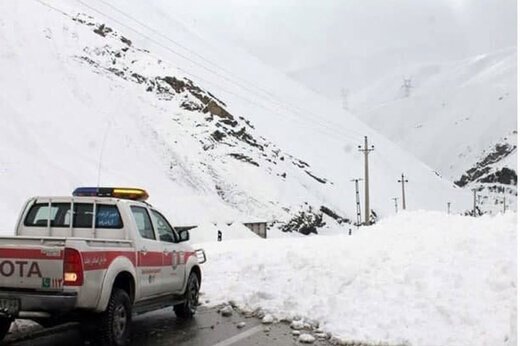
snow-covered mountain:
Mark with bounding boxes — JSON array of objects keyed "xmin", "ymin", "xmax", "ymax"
[
  {"xmin": 350, "ymin": 48, "xmax": 517, "ymax": 180},
  {"xmin": 0, "ymin": 0, "xmax": 468, "ymax": 232},
  {"xmin": 343, "ymin": 49, "xmax": 517, "ymax": 214}
]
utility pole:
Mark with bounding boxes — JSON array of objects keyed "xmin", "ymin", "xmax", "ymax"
[
  {"xmin": 503, "ymin": 197, "xmax": 507, "ymax": 213},
  {"xmin": 351, "ymin": 178, "xmax": 363, "ymax": 227},
  {"xmin": 358, "ymin": 136, "xmax": 374, "ymax": 225},
  {"xmin": 392, "ymin": 197, "xmax": 399, "ymax": 213},
  {"xmin": 447, "ymin": 202, "xmax": 451, "ymax": 215},
  {"xmin": 401, "ymin": 78, "xmax": 413, "ymax": 98},
  {"xmin": 471, "ymin": 188, "xmax": 478, "ymax": 217},
  {"xmin": 397, "ymin": 173, "xmax": 408, "ymax": 210}
]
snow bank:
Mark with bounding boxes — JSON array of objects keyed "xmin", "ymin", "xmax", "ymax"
[{"xmin": 197, "ymin": 211, "xmax": 517, "ymax": 346}]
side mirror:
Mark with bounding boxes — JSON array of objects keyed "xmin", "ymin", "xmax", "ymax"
[{"xmin": 179, "ymin": 230, "xmax": 190, "ymax": 242}]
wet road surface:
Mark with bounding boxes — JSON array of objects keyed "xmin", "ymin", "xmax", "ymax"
[{"xmin": 2, "ymin": 307, "xmax": 333, "ymax": 346}]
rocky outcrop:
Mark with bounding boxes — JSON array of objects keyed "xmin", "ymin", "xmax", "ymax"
[{"xmin": 455, "ymin": 142, "xmax": 516, "ymax": 187}]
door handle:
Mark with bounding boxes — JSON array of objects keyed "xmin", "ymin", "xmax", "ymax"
[
  {"xmin": 163, "ymin": 249, "xmax": 170, "ymax": 255},
  {"xmin": 139, "ymin": 247, "xmax": 148, "ymax": 255}
]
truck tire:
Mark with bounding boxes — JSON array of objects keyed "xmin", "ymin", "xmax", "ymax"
[
  {"xmin": 0, "ymin": 317, "xmax": 11, "ymax": 341},
  {"xmin": 99, "ymin": 288, "xmax": 132, "ymax": 346},
  {"xmin": 174, "ymin": 272, "xmax": 200, "ymax": 319}
]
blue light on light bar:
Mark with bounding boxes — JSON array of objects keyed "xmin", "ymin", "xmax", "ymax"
[{"xmin": 72, "ymin": 187, "xmax": 149, "ymax": 201}]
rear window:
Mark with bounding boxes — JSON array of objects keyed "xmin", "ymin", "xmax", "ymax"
[
  {"xmin": 24, "ymin": 203, "xmax": 71, "ymax": 227},
  {"xmin": 73, "ymin": 203, "xmax": 93, "ymax": 228},
  {"xmin": 24, "ymin": 202, "xmax": 123, "ymax": 229}
]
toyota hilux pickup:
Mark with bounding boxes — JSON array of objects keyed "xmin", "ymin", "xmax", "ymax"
[{"xmin": 0, "ymin": 187, "xmax": 206, "ymax": 346}]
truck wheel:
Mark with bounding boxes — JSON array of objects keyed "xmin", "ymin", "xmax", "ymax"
[
  {"xmin": 100, "ymin": 289, "xmax": 132, "ymax": 346},
  {"xmin": 0, "ymin": 317, "xmax": 12, "ymax": 341},
  {"xmin": 174, "ymin": 272, "xmax": 200, "ymax": 319}
]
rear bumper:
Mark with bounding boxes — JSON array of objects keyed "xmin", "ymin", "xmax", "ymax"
[{"xmin": 0, "ymin": 290, "xmax": 77, "ymax": 316}]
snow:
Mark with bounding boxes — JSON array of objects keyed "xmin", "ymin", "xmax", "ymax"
[
  {"xmin": 7, "ymin": 320, "xmax": 40, "ymax": 338},
  {"xmin": 196, "ymin": 211, "xmax": 517, "ymax": 346},
  {"xmin": 291, "ymin": 320, "xmax": 305, "ymax": 330},
  {"xmin": 298, "ymin": 333, "xmax": 316, "ymax": 343},
  {"xmin": 261, "ymin": 314, "xmax": 275, "ymax": 324},
  {"xmin": 219, "ymin": 305, "xmax": 233, "ymax": 317},
  {"xmin": 0, "ymin": 0, "xmax": 469, "ymax": 235},
  {"xmin": 0, "ymin": 2, "xmax": 515, "ymax": 345},
  {"xmin": 350, "ymin": 48, "xmax": 517, "ymax": 182}
]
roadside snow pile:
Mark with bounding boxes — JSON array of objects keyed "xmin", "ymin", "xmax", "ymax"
[
  {"xmin": 197, "ymin": 211, "xmax": 517, "ymax": 346},
  {"xmin": 188, "ymin": 222, "xmax": 259, "ymax": 244}
]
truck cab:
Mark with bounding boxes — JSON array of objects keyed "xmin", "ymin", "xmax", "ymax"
[{"xmin": 0, "ymin": 187, "xmax": 205, "ymax": 346}]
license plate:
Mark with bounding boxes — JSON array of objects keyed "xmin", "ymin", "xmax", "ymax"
[{"xmin": 0, "ymin": 298, "xmax": 20, "ymax": 316}]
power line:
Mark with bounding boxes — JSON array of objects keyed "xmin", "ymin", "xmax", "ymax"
[
  {"xmin": 93, "ymin": 0, "xmax": 290, "ymax": 104},
  {"xmin": 73, "ymin": 1, "xmax": 268, "ymax": 100},
  {"xmin": 91, "ymin": 0, "xmax": 369, "ymax": 140},
  {"xmin": 72, "ymin": 0, "xmax": 278, "ymax": 111},
  {"xmin": 74, "ymin": 0, "xmax": 366, "ymax": 143},
  {"xmin": 34, "ymin": 0, "xmax": 69, "ymax": 16},
  {"xmin": 37, "ymin": 0, "xmax": 365, "ymax": 146}
]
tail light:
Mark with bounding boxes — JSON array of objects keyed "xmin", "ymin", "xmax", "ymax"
[{"xmin": 63, "ymin": 248, "xmax": 84, "ymax": 286}]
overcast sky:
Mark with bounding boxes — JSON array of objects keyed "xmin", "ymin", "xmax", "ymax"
[{"xmin": 168, "ymin": 0, "xmax": 516, "ymax": 73}]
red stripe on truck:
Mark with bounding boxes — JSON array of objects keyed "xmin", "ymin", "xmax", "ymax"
[
  {"xmin": 138, "ymin": 252, "xmax": 163, "ymax": 267},
  {"xmin": 0, "ymin": 248, "xmax": 63, "ymax": 260},
  {"xmin": 81, "ymin": 251, "xmax": 171, "ymax": 270},
  {"xmin": 0, "ymin": 249, "xmax": 196, "ymax": 272},
  {"xmin": 81, "ymin": 251, "xmax": 136, "ymax": 271}
]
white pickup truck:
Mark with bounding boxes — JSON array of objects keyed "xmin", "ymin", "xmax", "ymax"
[{"xmin": 0, "ymin": 187, "xmax": 205, "ymax": 346}]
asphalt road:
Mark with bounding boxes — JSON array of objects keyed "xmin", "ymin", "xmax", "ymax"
[{"xmin": 2, "ymin": 307, "xmax": 333, "ymax": 346}]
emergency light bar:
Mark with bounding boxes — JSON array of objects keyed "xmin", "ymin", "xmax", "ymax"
[{"xmin": 72, "ymin": 187, "xmax": 149, "ymax": 201}]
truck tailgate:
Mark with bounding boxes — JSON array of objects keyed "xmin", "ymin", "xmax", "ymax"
[{"xmin": 0, "ymin": 237, "xmax": 65, "ymax": 291}]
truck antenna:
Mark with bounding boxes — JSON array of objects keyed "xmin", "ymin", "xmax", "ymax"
[{"xmin": 97, "ymin": 120, "xmax": 112, "ymax": 188}]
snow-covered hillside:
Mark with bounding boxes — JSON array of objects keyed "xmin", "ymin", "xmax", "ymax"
[
  {"xmin": 0, "ymin": 0, "xmax": 468, "ymax": 232},
  {"xmin": 350, "ymin": 48, "xmax": 517, "ymax": 182}
]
